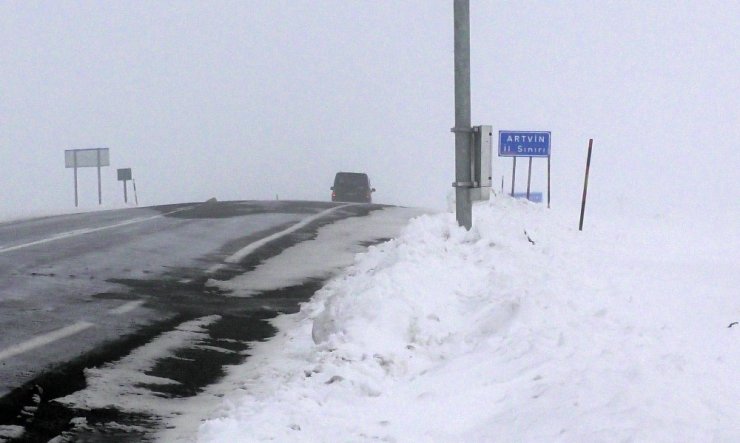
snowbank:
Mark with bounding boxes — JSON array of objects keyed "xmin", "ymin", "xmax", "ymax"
[{"xmin": 197, "ymin": 196, "xmax": 739, "ymax": 442}]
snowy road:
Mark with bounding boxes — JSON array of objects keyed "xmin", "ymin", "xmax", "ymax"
[{"xmin": 0, "ymin": 200, "xmax": 421, "ymax": 441}]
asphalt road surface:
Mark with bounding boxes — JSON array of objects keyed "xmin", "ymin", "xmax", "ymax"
[{"xmin": 0, "ymin": 200, "xmax": 410, "ymax": 442}]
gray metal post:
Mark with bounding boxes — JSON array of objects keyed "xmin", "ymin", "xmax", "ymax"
[
  {"xmin": 453, "ymin": 0, "xmax": 472, "ymax": 230},
  {"xmin": 73, "ymin": 151, "xmax": 78, "ymax": 207},
  {"xmin": 123, "ymin": 180, "xmax": 128, "ymax": 203},
  {"xmin": 547, "ymin": 155, "xmax": 551, "ymax": 208},
  {"xmin": 96, "ymin": 149, "xmax": 102, "ymax": 205},
  {"xmin": 526, "ymin": 157, "xmax": 533, "ymax": 200},
  {"xmin": 133, "ymin": 179, "xmax": 138, "ymax": 206},
  {"xmin": 511, "ymin": 157, "xmax": 517, "ymax": 196}
]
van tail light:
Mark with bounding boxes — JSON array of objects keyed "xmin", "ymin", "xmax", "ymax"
[{"xmin": 332, "ymin": 191, "xmax": 336, "ymax": 201}]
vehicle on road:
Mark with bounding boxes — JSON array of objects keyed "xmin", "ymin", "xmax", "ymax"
[{"xmin": 331, "ymin": 172, "xmax": 375, "ymax": 203}]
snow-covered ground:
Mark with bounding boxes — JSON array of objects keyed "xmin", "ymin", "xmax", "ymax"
[{"xmin": 191, "ymin": 195, "xmax": 739, "ymax": 442}]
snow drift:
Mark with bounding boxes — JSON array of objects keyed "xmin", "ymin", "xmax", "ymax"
[{"xmin": 197, "ymin": 196, "xmax": 739, "ymax": 442}]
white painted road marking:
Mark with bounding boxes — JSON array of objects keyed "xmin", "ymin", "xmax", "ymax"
[
  {"xmin": 107, "ymin": 300, "xmax": 145, "ymax": 315},
  {"xmin": 0, "ymin": 207, "xmax": 193, "ymax": 255},
  {"xmin": 0, "ymin": 204, "xmax": 350, "ymax": 361},
  {"xmin": 207, "ymin": 204, "xmax": 354, "ymax": 274},
  {"xmin": 0, "ymin": 300, "xmax": 145, "ymax": 362},
  {"xmin": 0, "ymin": 321, "xmax": 95, "ymax": 362}
]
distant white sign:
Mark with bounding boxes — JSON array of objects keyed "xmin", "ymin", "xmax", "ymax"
[{"xmin": 65, "ymin": 148, "xmax": 110, "ymax": 168}]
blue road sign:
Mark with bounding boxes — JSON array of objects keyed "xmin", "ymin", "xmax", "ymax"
[
  {"xmin": 512, "ymin": 192, "xmax": 543, "ymax": 203},
  {"xmin": 499, "ymin": 131, "xmax": 551, "ymax": 157}
]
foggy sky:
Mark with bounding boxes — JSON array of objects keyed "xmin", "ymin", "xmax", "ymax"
[{"xmin": 1, "ymin": 1, "xmax": 738, "ymax": 217}]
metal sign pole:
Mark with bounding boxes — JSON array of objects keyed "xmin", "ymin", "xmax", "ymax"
[
  {"xmin": 510, "ymin": 157, "xmax": 517, "ymax": 196},
  {"xmin": 96, "ymin": 149, "xmax": 102, "ymax": 205},
  {"xmin": 526, "ymin": 156, "xmax": 533, "ymax": 200},
  {"xmin": 73, "ymin": 151, "xmax": 78, "ymax": 207},
  {"xmin": 123, "ymin": 180, "xmax": 128, "ymax": 203},
  {"xmin": 452, "ymin": 0, "xmax": 473, "ymax": 230},
  {"xmin": 579, "ymin": 139, "xmax": 594, "ymax": 231},
  {"xmin": 547, "ymin": 155, "xmax": 551, "ymax": 208},
  {"xmin": 133, "ymin": 179, "xmax": 138, "ymax": 206}
]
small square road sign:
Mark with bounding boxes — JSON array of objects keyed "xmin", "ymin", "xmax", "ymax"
[{"xmin": 117, "ymin": 168, "xmax": 132, "ymax": 181}]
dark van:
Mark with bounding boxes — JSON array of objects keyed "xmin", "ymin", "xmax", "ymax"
[{"xmin": 331, "ymin": 172, "xmax": 375, "ymax": 203}]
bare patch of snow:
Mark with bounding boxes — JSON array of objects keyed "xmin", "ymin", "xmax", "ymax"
[
  {"xmin": 56, "ymin": 316, "xmax": 220, "ymax": 415},
  {"xmin": 0, "ymin": 425, "xmax": 25, "ymax": 441}
]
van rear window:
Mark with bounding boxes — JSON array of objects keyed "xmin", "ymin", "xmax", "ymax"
[{"xmin": 335, "ymin": 173, "xmax": 368, "ymax": 187}]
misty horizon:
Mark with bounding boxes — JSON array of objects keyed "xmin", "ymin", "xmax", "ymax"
[{"xmin": 2, "ymin": 1, "xmax": 737, "ymax": 218}]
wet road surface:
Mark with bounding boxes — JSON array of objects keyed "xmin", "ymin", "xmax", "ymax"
[{"xmin": 0, "ymin": 200, "xmax": 400, "ymax": 442}]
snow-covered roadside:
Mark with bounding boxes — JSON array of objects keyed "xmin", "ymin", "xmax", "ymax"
[
  {"xmin": 194, "ymin": 195, "xmax": 739, "ymax": 442},
  {"xmin": 208, "ymin": 207, "xmax": 428, "ymax": 296}
]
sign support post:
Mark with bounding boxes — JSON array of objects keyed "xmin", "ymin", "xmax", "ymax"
[
  {"xmin": 511, "ymin": 157, "xmax": 517, "ymax": 196},
  {"xmin": 547, "ymin": 155, "xmax": 551, "ymax": 208},
  {"xmin": 526, "ymin": 157, "xmax": 533, "ymax": 200},
  {"xmin": 117, "ymin": 168, "xmax": 133, "ymax": 204},
  {"xmin": 65, "ymin": 148, "xmax": 110, "ymax": 207},
  {"xmin": 96, "ymin": 149, "xmax": 102, "ymax": 205},
  {"xmin": 133, "ymin": 179, "xmax": 138, "ymax": 206},
  {"xmin": 73, "ymin": 151, "xmax": 78, "ymax": 207},
  {"xmin": 452, "ymin": 0, "xmax": 473, "ymax": 230}
]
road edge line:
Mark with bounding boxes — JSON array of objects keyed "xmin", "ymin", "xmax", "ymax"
[
  {"xmin": 0, "ymin": 321, "xmax": 95, "ymax": 362},
  {"xmin": 207, "ymin": 204, "xmax": 354, "ymax": 274},
  {"xmin": 0, "ymin": 206, "xmax": 193, "ymax": 255}
]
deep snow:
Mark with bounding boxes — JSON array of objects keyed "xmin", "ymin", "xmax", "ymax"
[{"xmin": 193, "ymin": 196, "xmax": 739, "ymax": 442}]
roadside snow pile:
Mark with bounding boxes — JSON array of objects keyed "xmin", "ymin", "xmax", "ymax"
[{"xmin": 197, "ymin": 196, "xmax": 739, "ymax": 442}]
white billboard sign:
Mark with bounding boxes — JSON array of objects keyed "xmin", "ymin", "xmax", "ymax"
[{"xmin": 65, "ymin": 148, "xmax": 110, "ymax": 168}]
